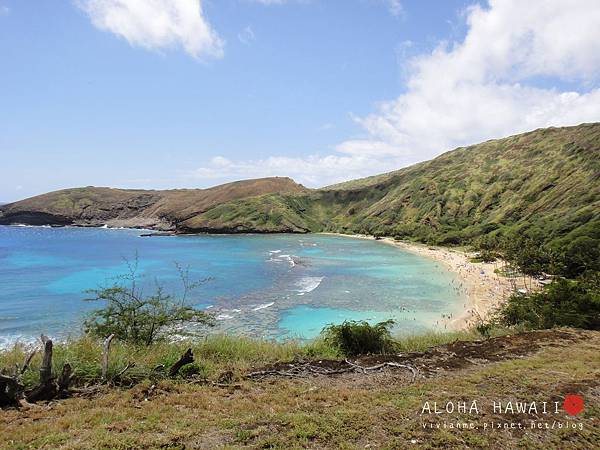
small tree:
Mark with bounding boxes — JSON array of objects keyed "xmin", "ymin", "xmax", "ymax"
[{"xmin": 84, "ymin": 258, "xmax": 214, "ymax": 345}]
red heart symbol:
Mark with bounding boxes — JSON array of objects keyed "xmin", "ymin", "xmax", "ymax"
[{"xmin": 563, "ymin": 394, "xmax": 584, "ymax": 416}]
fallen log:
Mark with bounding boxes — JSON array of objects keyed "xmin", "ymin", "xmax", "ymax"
[{"xmin": 169, "ymin": 348, "xmax": 194, "ymax": 377}]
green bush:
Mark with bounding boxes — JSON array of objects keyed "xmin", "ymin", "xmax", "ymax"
[
  {"xmin": 321, "ymin": 320, "xmax": 397, "ymax": 356},
  {"xmin": 177, "ymin": 363, "xmax": 206, "ymax": 379},
  {"xmin": 497, "ymin": 275, "xmax": 600, "ymax": 330},
  {"xmin": 559, "ymin": 236, "xmax": 600, "ymax": 278}
]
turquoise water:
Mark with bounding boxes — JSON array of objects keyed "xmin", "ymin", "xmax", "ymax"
[{"xmin": 0, "ymin": 226, "xmax": 465, "ymax": 346}]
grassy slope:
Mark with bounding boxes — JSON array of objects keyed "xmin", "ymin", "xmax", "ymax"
[
  {"xmin": 1, "ymin": 328, "xmax": 598, "ymax": 449},
  {"xmin": 185, "ymin": 123, "xmax": 600, "ymax": 248},
  {"xmin": 1, "ymin": 123, "xmax": 598, "ymax": 243}
]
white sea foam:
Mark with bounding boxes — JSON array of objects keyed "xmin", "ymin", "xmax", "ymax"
[
  {"xmin": 0, "ymin": 333, "xmax": 53, "ymax": 350},
  {"xmin": 14, "ymin": 224, "xmax": 51, "ymax": 228},
  {"xmin": 252, "ymin": 302, "xmax": 275, "ymax": 311},
  {"xmin": 0, "ymin": 334, "xmax": 26, "ymax": 349},
  {"xmin": 216, "ymin": 314, "xmax": 233, "ymax": 321},
  {"xmin": 280, "ymin": 255, "xmax": 296, "ymax": 267},
  {"xmin": 268, "ymin": 253, "xmax": 297, "ymax": 268},
  {"xmin": 269, "ymin": 250, "xmax": 281, "ymax": 254},
  {"xmin": 295, "ymin": 276, "xmax": 324, "ymax": 295}
]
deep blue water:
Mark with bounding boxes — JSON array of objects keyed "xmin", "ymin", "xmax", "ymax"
[{"xmin": 0, "ymin": 226, "xmax": 465, "ymax": 346}]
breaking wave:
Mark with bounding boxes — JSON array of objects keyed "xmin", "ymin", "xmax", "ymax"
[
  {"xmin": 295, "ymin": 276, "xmax": 324, "ymax": 295},
  {"xmin": 252, "ymin": 302, "xmax": 275, "ymax": 311}
]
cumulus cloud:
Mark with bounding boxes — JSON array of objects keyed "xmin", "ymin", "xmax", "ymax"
[
  {"xmin": 338, "ymin": 0, "xmax": 600, "ymax": 164},
  {"xmin": 76, "ymin": 0, "xmax": 223, "ymax": 59},
  {"xmin": 193, "ymin": 0, "xmax": 600, "ymax": 187}
]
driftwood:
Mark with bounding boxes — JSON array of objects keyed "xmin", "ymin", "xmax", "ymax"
[
  {"xmin": 246, "ymin": 359, "xmax": 419, "ymax": 381},
  {"xmin": 102, "ymin": 334, "xmax": 115, "ymax": 380},
  {"xmin": 168, "ymin": 348, "xmax": 194, "ymax": 377}
]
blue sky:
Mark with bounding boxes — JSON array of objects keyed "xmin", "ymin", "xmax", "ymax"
[{"xmin": 1, "ymin": 0, "xmax": 599, "ymax": 202}]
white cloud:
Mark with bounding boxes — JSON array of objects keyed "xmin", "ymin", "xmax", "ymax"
[
  {"xmin": 76, "ymin": 0, "xmax": 224, "ymax": 59},
  {"xmin": 190, "ymin": 0, "xmax": 600, "ymax": 187},
  {"xmin": 190, "ymin": 154, "xmax": 392, "ymax": 187},
  {"xmin": 337, "ymin": 0, "xmax": 600, "ymax": 165}
]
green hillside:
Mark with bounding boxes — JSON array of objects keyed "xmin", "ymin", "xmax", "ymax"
[
  {"xmin": 2, "ymin": 124, "xmax": 599, "ymax": 250},
  {"xmin": 184, "ymin": 123, "xmax": 600, "ymax": 250}
]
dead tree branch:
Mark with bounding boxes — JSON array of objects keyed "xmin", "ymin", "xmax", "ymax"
[{"xmin": 102, "ymin": 334, "xmax": 115, "ymax": 381}]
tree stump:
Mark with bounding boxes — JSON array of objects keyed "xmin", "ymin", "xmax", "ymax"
[
  {"xmin": 169, "ymin": 348, "xmax": 194, "ymax": 377},
  {"xmin": 56, "ymin": 363, "xmax": 74, "ymax": 399},
  {"xmin": 0, "ymin": 374, "xmax": 23, "ymax": 407},
  {"xmin": 25, "ymin": 338, "xmax": 57, "ymax": 402}
]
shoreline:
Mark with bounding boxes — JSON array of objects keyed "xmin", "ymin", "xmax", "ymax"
[{"xmin": 321, "ymin": 233, "xmax": 527, "ymax": 331}]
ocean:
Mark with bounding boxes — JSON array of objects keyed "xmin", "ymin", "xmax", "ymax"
[{"xmin": 0, "ymin": 226, "xmax": 466, "ymax": 346}]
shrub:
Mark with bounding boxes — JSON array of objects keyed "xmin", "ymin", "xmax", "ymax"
[
  {"xmin": 475, "ymin": 321, "xmax": 494, "ymax": 338},
  {"xmin": 177, "ymin": 363, "xmax": 206, "ymax": 379},
  {"xmin": 496, "ymin": 275, "xmax": 600, "ymax": 330},
  {"xmin": 84, "ymin": 259, "xmax": 214, "ymax": 345},
  {"xmin": 559, "ymin": 236, "xmax": 600, "ymax": 278},
  {"xmin": 321, "ymin": 320, "xmax": 397, "ymax": 356}
]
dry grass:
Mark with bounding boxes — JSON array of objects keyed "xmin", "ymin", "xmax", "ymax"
[{"xmin": 1, "ymin": 329, "xmax": 599, "ymax": 449}]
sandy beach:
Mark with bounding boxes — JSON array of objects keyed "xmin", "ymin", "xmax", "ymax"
[{"xmin": 323, "ymin": 233, "xmax": 531, "ymax": 331}]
